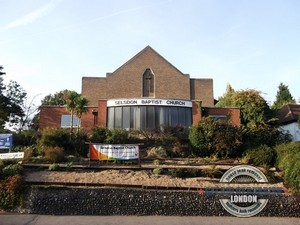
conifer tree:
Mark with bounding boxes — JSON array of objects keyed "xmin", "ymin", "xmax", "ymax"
[{"xmin": 273, "ymin": 83, "xmax": 295, "ymax": 109}]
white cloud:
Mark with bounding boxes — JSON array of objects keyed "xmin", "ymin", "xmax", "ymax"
[{"xmin": 4, "ymin": 0, "xmax": 61, "ymax": 29}]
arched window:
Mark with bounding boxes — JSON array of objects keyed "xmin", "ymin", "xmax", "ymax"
[{"xmin": 142, "ymin": 68, "xmax": 154, "ymax": 97}]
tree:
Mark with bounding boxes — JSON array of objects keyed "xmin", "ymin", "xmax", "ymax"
[
  {"xmin": 33, "ymin": 90, "xmax": 69, "ymax": 130},
  {"xmin": 5, "ymin": 81, "xmax": 27, "ymax": 129},
  {"xmin": 0, "ymin": 66, "xmax": 38, "ymax": 131},
  {"xmin": 41, "ymin": 89, "xmax": 68, "ymax": 106},
  {"xmin": 0, "ymin": 95, "xmax": 10, "ymax": 130},
  {"xmin": 63, "ymin": 90, "xmax": 80, "ymax": 134},
  {"xmin": 0, "ymin": 66, "xmax": 9, "ymax": 129},
  {"xmin": 0, "ymin": 67, "xmax": 28, "ymax": 130},
  {"xmin": 0, "ymin": 66, "xmax": 5, "ymax": 95},
  {"xmin": 74, "ymin": 96, "xmax": 89, "ymax": 133},
  {"xmin": 20, "ymin": 95, "xmax": 40, "ymax": 130},
  {"xmin": 216, "ymin": 86, "xmax": 271, "ymax": 127},
  {"xmin": 216, "ymin": 84, "xmax": 235, "ymax": 107},
  {"xmin": 273, "ymin": 83, "xmax": 295, "ymax": 109},
  {"xmin": 233, "ymin": 89, "xmax": 271, "ymax": 127},
  {"xmin": 39, "ymin": 90, "xmax": 89, "ymax": 134}
]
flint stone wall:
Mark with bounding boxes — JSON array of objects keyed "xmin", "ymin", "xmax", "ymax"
[{"xmin": 25, "ymin": 186, "xmax": 300, "ymax": 216}]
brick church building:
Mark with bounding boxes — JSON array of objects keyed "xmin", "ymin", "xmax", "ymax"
[{"xmin": 39, "ymin": 46, "xmax": 240, "ymax": 133}]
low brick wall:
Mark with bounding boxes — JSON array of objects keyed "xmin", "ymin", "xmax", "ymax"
[{"xmin": 25, "ymin": 186, "xmax": 300, "ymax": 216}]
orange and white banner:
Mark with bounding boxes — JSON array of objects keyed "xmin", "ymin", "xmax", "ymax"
[{"xmin": 90, "ymin": 144, "xmax": 139, "ymax": 161}]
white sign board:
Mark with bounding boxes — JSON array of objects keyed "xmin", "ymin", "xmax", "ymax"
[
  {"xmin": 107, "ymin": 99, "xmax": 193, "ymax": 108},
  {"xmin": 0, "ymin": 152, "xmax": 24, "ymax": 160},
  {"xmin": 90, "ymin": 144, "xmax": 139, "ymax": 160}
]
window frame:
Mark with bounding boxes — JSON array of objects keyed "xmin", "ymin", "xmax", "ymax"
[{"xmin": 61, "ymin": 115, "xmax": 80, "ymax": 128}]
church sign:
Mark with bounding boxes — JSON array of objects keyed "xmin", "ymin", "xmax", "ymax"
[
  {"xmin": 0, "ymin": 133, "xmax": 13, "ymax": 150},
  {"xmin": 89, "ymin": 144, "xmax": 139, "ymax": 161},
  {"xmin": 107, "ymin": 98, "xmax": 193, "ymax": 108}
]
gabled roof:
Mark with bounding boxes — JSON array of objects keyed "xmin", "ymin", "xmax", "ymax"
[
  {"xmin": 278, "ymin": 104, "xmax": 300, "ymax": 124},
  {"xmin": 111, "ymin": 45, "xmax": 189, "ymax": 77}
]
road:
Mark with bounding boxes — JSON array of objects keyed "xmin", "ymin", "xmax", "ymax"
[{"xmin": 0, "ymin": 215, "xmax": 299, "ymax": 225}]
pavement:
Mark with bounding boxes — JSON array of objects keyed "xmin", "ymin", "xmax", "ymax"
[{"xmin": 0, "ymin": 215, "xmax": 299, "ymax": 225}]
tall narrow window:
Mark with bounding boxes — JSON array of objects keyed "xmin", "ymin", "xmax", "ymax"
[{"xmin": 142, "ymin": 68, "xmax": 155, "ymax": 97}]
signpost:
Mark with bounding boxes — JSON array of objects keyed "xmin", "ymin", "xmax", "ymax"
[{"xmin": 0, "ymin": 133, "xmax": 13, "ymax": 150}]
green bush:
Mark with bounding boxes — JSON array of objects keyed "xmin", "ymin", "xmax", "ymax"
[
  {"xmin": 264, "ymin": 170, "xmax": 278, "ymax": 183},
  {"xmin": 23, "ymin": 146, "xmax": 38, "ymax": 162},
  {"xmin": 169, "ymin": 168, "xmax": 202, "ymax": 178},
  {"xmin": 160, "ymin": 127, "xmax": 191, "ymax": 157},
  {"xmin": 169, "ymin": 168, "xmax": 186, "ymax": 178},
  {"xmin": 48, "ymin": 163, "xmax": 60, "ymax": 171},
  {"xmin": 168, "ymin": 168, "xmax": 223, "ymax": 179},
  {"xmin": 147, "ymin": 147, "xmax": 168, "ymax": 159},
  {"xmin": 153, "ymin": 159, "xmax": 160, "ymax": 165},
  {"xmin": 0, "ymin": 160, "xmax": 23, "ymax": 179},
  {"xmin": 284, "ymin": 159, "xmax": 300, "ymax": 193},
  {"xmin": 189, "ymin": 119, "xmax": 215, "ymax": 157},
  {"xmin": 2, "ymin": 163, "xmax": 23, "ymax": 177},
  {"xmin": 153, "ymin": 168, "xmax": 164, "ymax": 175},
  {"xmin": 65, "ymin": 162, "xmax": 73, "ymax": 170},
  {"xmin": 0, "ymin": 160, "xmax": 12, "ymax": 171},
  {"xmin": 89, "ymin": 127, "xmax": 107, "ymax": 143},
  {"xmin": 105, "ymin": 129, "xmax": 129, "ymax": 144},
  {"xmin": 0, "ymin": 175, "xmax": 23, "ymax": 209},
  {"xmin": 44, "ymin": 146, "xmax": 65, "ymax": 163},
  {"xmin": 161, "ymin": 126, "xmax": 190, "ymax": 145},
  {"xmin": 213, "ymin": 122, "xmax": 242, "ymax": 158},
  {"xmin": 0, "ymin": 161, "xmax": 24, "ymax": 209},
  {"xmin": 38, "ymin": 127, "xmax": 72, "ymax": 153},
  {"xmin": 134, "ymin": 127, "xmax": 190, "ymax": 157},
  {"xmin": 275, "ymin": 142, "xmax": 300, "ymax": 193},
  {"xmin": 202, "ymin": 168, "xmax": 224, "ymax": 179},
  {"xmin": 189, "ymin": 118, "xmax": 241, "ymax": 158},
  {"xmin": 89, "ymin": 127, "xmax": 129, "ymax": 145},
  {"xmin": 245, "ymin": 145, "xmax": 276, "ymax": 167},
  {"xmin": 38, "ymin": 127, "xmax": 88, "ymax": 156},
  {"xmin": 275, "ymin": 142, "xmax": 300, "ymax": 169},
  {"xmin": 73, "ymin": 131, "xmax": 89, "ymax": 157},
  {"xmin": 13, "ymin": 129, "xmax": 39, "ymax": 148},
  {"xmin": 65, "ymin": 155, "xmax": 81, "ymax": 162},
  {"xmin": 240, "ymin": 124, "xmax": 292, "ymax": 151}
]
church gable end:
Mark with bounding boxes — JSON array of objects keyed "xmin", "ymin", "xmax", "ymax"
[{"xmin": 106, "ymin": 46, "xmax": 190, "ymax": 100}]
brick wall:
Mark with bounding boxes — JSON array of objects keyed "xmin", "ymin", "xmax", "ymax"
[
  {"xmin": 206, "ymin": 107, "xmax": 241, "ymax": 126},
  {"xmin": 192, "ymin": 101, "xmax": 201, "ymax": 126},
  {"xmin": 81, "ymin": 107, "xmax": 98, "ymax": 133},
  {"xmin": 97, "ymin": 100, "xmax": 107, "ymax": 127},
  {"xmin": 39, "ymin": 106, "xmax": 67, "ymax": 129},
  {"xmin": 40, "ymin": 106, "xmax": 98, "ymax": 133},
  {"xmin": 192, "ymin": 102, "xmax": 240, "ymax": 126},
  {"xmin": 190, "ymin": 79, "xmax": 214, "ymax": 106},
  {"xmin": 106, "ymin": 46, "xmax": 191, "ymax": 100},
  {"xmin": 82, "ymin": 77, "xmax": 107, "ymax": 106},
  {"xmin": 81, "ymin": 47, "xmax": 215, "ymax": 106}
]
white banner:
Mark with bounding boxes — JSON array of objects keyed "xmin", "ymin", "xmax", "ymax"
[
  {"xmin": 90, "ymin": 144, "xmax": 139, "ymax": 160},
  {"xmin": 0, "ymin": 152, "xmax": 24, "ymax": 160}
]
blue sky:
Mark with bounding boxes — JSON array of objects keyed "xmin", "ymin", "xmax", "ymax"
[{"xmin": 1, "ymin": 0, "xmax": 299, "ymax": 105}]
